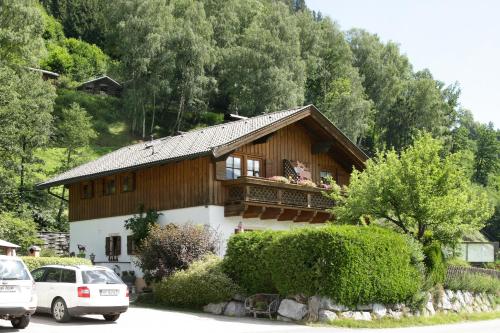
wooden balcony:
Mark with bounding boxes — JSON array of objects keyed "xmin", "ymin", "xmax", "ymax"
[{"xmin": 223, "ymin": 176, "xmax": 334, "ymax": 223}]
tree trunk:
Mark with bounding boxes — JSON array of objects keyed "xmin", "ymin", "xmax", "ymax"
[{"xmin": 56, "ymin": 149, "xmax": 72, "ymax": 225}]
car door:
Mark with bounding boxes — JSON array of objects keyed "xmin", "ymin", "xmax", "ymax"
[
  {"xmin": 59, "ymin": 269, "xmax": 77, "ymax": 309},
  {"xmin": 31, "ymin": 268, "xmax": 49, "ymax": 311},
  {"xmin": 37, "ymin": 268, "xmax": 61, "ymax": 311}
]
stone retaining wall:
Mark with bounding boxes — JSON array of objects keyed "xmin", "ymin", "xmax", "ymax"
[{"xmin": 203, "ymin": 289, "xmax": 499, "ymax": 322}]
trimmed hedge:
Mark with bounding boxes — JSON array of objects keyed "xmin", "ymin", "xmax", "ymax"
[
  {"xmin": 222, "ymin": 230, "xmax": 280, "ymax": 294},
  {"xmin": 423, "ymin": 242, "xmax": 445, "ymax": 285},
  {"xmin": 154, "ymin": 255, "xmax": 241, "ymax": 308},
  {"xmin": 21, "ymin": 256, "xmax": 92, "ymax": 271},
  {"xmin": 223, "ymin": 226, "xmax": 423, "ymax": 306}
]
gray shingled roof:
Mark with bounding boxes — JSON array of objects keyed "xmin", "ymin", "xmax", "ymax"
[{"xmin": 37, "ymin": 106, "xmax": 311, "ymax": 188}]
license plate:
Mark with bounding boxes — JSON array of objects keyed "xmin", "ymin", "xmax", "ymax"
[
  {"xmin": 0, "ymin": 285, "xmax": 16, "ymax": 293},
  {"xmin": 100, "ymin": 289, "xmax": 118, "ymax": 296}
]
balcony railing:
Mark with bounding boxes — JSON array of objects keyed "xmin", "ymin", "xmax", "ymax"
[{"xmin": 223, "ymin": 177, "xmax": 334, "ymax": 223}]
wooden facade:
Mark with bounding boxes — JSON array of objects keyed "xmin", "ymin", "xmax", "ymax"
[{"xmin": 68, "ymin": 119, "xmax": 359, "ymax": 222}]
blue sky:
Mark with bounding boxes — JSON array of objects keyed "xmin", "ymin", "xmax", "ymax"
[{"xmin": 306, "ymin": 0, "xmax": 500, "ymax": 128}]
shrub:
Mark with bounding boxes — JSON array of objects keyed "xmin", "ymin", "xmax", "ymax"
[
  {"xmin": 224, "ymin": 226, "xmax": 423, "ymax": 306},
  {"xmin": 269, "ymin": 226, "xmax": 422, "ymax": 306},
  {"xmin": 21, "ymin": 256, "xmax": 91, "ymax": 271},
  {"xmin": 154, "ymin": 255, "xmax": 241, "ymax": 308},
  {"xmin": 223, "ymin": 231, "xmax": 280, "ymax": 294},
  {"xmin": 446, "ymin": 257, "xmax": 471, "ymax": 268},
  {"xmin": 423, "ymin": 242, "xmax": 446, "ymax": 286},
  {"xmin": 445, "ymin": 273, "xmax": 500, "ymax": 294},
  {"xmin": 137, "ymin": 224, "xmax": 219, "ymax": 282},
  {"xmin": 0, "ymin": 213, "xmax": 43, "ymax": 253}
]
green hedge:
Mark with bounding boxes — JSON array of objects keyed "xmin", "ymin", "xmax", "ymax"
[
  {"xmin": 154, "ymin": 255, "xmax": 241, "ymax": 308},
  {"xmin": 223, "ymin": 231, "xmax": 280, "ymax": 294},
  {"xmin": 21, "ymin": 256, "xmax": 92, "ymax": 271},
  {"xmin": 423, "ymin": 242, "xmax": 445, "ymax": 285},
  {"xmin": 223, "ymin": 226, "xmax": 423, "ymax": 306}
]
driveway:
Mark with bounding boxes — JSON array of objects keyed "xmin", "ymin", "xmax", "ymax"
[{"xmin": 0, "ymin": 306, "xmax": 498, "ymax": 333}]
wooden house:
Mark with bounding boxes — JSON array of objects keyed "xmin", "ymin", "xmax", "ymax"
[
  {"xmin": 77, "ymin": 75, "xmax": 122, "ymax": 97},
  {"xmin": 37, "ymin": 105, "xmax": 367, "ymax": 276}
]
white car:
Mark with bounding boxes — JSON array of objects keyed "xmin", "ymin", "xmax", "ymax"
[
  {"xmin": 0, "ymin": 255, "xmax": 37, "ymax": 329},
  {"xmin": 31, "ymin": 265, "xmax": 129, "ymax": 322}
]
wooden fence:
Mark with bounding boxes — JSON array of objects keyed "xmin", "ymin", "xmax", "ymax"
[{"xmin": 447, "ymin": 265, "xmax": 500, "ymax": 280}]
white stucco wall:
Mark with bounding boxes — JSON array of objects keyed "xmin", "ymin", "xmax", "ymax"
[{"xmin": 70, "ymin": 205, "xmax": 319, "ymax": 276}]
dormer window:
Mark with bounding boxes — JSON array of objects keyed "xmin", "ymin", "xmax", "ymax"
[
  {"xmin": 103, "ymin": 177, "xmax": 116, "ymax": 195},
  {"xmin": 225, "ymin": 156, "xmax": 242, "ymax": 179}
]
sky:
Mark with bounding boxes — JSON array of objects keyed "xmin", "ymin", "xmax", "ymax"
[{"xmin": 306, "ymin": 0, "xmax": 500, "ymax": 128}]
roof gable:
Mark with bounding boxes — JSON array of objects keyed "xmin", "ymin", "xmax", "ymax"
[{"xmin": 37, "ymin": 105, "xmax": 367, "ymax": 189}]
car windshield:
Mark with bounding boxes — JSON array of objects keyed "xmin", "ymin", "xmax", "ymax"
[
  {"xmin": 82, "ymin": 269, "xmax": 122, "ymax": 284},
  {"xmin": 0, "ymin": 259, "xmax": 30, "ymax": 280}
]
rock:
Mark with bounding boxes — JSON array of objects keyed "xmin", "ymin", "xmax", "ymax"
[
  {"xmin": 392, "ymin": 303, "xmax": 405, "ymax": 311},
  {"xmin": 291, "ymin": 294, "xmax": 308, "ymax": 304},
  {"xmin": 318, "ymin": 310, "xmax": 337, "ymax": 322},
  {"xmin": 277, "ymin": 315, "xmax": 293, "ymax": 322},
  {"xmin": 463, "ymin": 291, "xmax": 473, "ymax": 305},
  {"xmin": 353, "ymin": 311, "xmax": 372, "ymax": 321},
  {"xmin": 372, "ymin": 303, "xmax": 387, "ymax": 319},
  {"xmin": 455, "ymin": 290, "xmax": 466, "ymax": 307},
  {"xmin": 232, "ymin": 294, "xmax": 246, "ymax": 302},
  {"xmin": 307, "ymin": 296, "xmax": 321, "ymax": 322},
  {"xmin": 413, "ymin": 310, "xmax": 421, "ymax": 317},
  {"xmin": 356, "ymin": 304, "xmax": 373, "ymax": 311},
  {"xmin": 452, "ymin": 300, "xmax": 462, "ymax": 313},
  {"xmin": 445, "ymin": 289, "xmax": 455, "ymax": 300},
  {"xmin": 340, "ymin": 311, "xmax": 355, "ymax": 319},
  {"xmin": 203, "ymin": 302, "xmax": 227, "ymax": 315},
  {"xmin": 278, "ymin": 299, "xmax": 308, "ymax": 321},
  {"xmin": 440, "ymin": 292, "xmax": 452, "ymax": 310},
  {"xmin": 223, "ymin": 301, "xmax": 246, "ymax": 317},
  {"xmin": 319, "ymin": 297, "xmax": 348, "ymax": 312},
  {"xmin": 388, "ymin": 310, "xmax": 402, "ymax": 320},
  {"xmin": 425, "ymin": 300, "xmax": 436, "ymax": 316}
]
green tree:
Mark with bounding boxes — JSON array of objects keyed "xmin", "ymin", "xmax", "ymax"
[
  {"xmin": 220, "ymin": 1, "xmax": 305, "ymax": 116},
  {"xmin": 124, "ymin": 206, "xmax": 161, "ymax": 248},
  {"xmin": 0, "ymin": 68, "xmax": 56, "ymax": 209},
  {"xmin": 0, "ymin": 212, "xmax": 42, "ymax": 252},
  {"xmin": 0, "ymin": 0, "xmax": 46, "ymax": 66},
  {"xmin": 472, "ymin": 123, "xmax": 499, "ymax": 186},
  {"xmin": 329, "ymin": 133, "xmax": 494, "ymax": 245},
  {"xmin": 54, "ymin": 103, "xmax": 97, "ymax": 224}
]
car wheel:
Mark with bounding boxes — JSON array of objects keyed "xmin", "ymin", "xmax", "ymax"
[
  {"xmin": 103, "ymin": 314, "xmax": 120, "ymax": 321},
  {"xmin": 52, "ymin": 298, "xmax": 71, "ymax": 323},
  {"xmin": 11, "ymin": 315, "xmax": 30, "ymax": 329}
]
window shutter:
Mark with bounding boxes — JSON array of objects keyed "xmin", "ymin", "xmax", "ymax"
[
  {"xmin": 215, "ymin": 159, "xmax": 226, "ymax": 180},
  {"xmin": 115, "ymin": 236, "xmax": 121, "ymax": 255},
  {"xmin": 127, "ymin": 236, "xmax": 133, "ymax": 255},
  {"xmin": 105, "ymin": 237, "xmax": 110, "ymax": 256},
  {"xmin": 265, "ymin": 159, "xmax": 273, "ymax": 178}
]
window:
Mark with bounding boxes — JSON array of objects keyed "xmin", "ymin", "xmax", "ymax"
[
  {"xmin": 320, "ymin": 171, "xmax": 333, "ymax": 183},
  {"xmin": 82, "ymin": 270, "xmax": 121, "ymax": 284},
  {"xmin": 127, "ymin": 235, "xmax": 137, "ymax": 255},
  {"xmin": 225, "ymin": 156, "xmax": 241, "ymax": 179},
  {"xmin": 105, "ymin": 236, "xmax": 121, "ymax": 257},
  {"xmin": 44, "ymin": 268, "xmax": 61, "ymax": 282},
  {"xmin": 247, "ymin": 159, "xmax": 261, "ymax": 177},
  {"xmin": 80, "ymin": 181, "xmax": 94, "ymax": 199},
  {"xmin": 60, "ymin": 269, "xmax": 76, "ymax": 283},
  {"xmin": 121, "ymin": 173, "xmax": 135, "ymax": 192},
  {"xmin": 103, "ymin": 177, "xmax": 116, "ymax": 195},
  {"xmin": 31, "ymin": 268, "xmax": 46, "ymax": 282}
]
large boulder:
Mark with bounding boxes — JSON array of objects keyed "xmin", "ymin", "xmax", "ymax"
[
  {"xmin": 353, "ymin": 312, "xmax": 372, "ymax": 321},
  {"xmin": 318, "ymin": 310, "xmax": 337, "ymax": 322},
  {"xmin": 203, "ymin": 302, "xmax": 228, "ymax": 315},
  {"xmin": 278, "ymin": 299, "xmax": 308, "ymax": 321},
  {"xmin": 372, "ymin": 303, "xmax": 387, "ymax": 319},
  {"xmin": 425, "ymin": 300, "xmax": 435, "ymax": 316},
  {"xmin": 320, "ymin": 297, "xmax": 348, "ymax": 312},
  {"xmin": 340, "ymin": 311, "xmax": 355, "ymax": 319},
  {"xmin": 224, "ymin": 301, "xmax": 246, "ymax": 317},
  {"xmin": 439, "ymin": 292, "xmax": 452, "ymax": 310}
]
